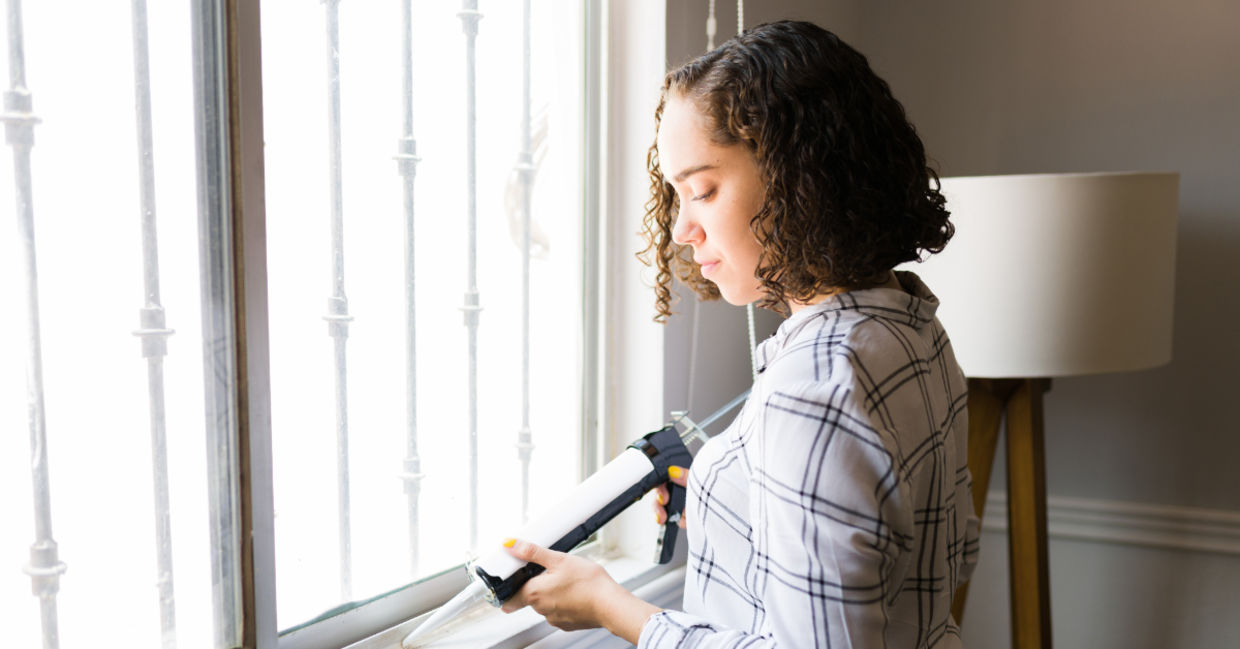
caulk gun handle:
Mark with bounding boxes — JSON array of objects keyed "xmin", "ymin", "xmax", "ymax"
[
  {"xmin": 656, "ymin": 477, "xmax": 688, "ymax": 564},
  {"xmin": 629, "ymin": 424, "xmax": 694, "ymax": 565}
]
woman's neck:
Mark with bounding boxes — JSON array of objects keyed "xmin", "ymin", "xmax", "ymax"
[{"xmin": 786, "ymin": 270, "xmax": 900, "ymax": 314}]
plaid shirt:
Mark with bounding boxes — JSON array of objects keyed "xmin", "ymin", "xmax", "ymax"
[{"xmin": 640, "ymin": 272, "xmax": 979, "ymax": 649}]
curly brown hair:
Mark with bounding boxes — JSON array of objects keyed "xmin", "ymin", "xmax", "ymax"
[{"xmin": 638, "ymin": 20, "xmax": 953, "ymax": 321}]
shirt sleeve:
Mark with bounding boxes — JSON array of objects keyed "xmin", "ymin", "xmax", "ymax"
[{"xmin": 639, "ymin": 379, "xmax": 915, "ymax": 649}]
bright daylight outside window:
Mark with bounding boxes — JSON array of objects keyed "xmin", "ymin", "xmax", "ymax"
[
  {"xmin": 2, "ymin": 0, "xmax": 588, "ymax": 646},
  {"xmin": 1, "ymin": 1, "xmax": 241, "ymax": 649},
  {"xmin": 260, "ymin": 0, "xmax": 588, "ymax": 634}
]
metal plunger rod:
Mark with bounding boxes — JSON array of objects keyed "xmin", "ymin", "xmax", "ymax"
[
  {"xmin": 671, "ymin": 389, "xmax": 750, "ymax": 447},
  {"xmin": 396, "ymin": 0, "xmax": 424, "ymax": 575},
  {"xmin": 458, "ymin": 0, "xmax": 482, "ymax": 550},
  {"xmin": 321, "ymin": 0, "xmax": 355, "ymax": 600},
  {"xmin": 4, "ymin": 2, "xmax": 66, "ymax": 647},
  {"xmin": 129, "ymin": 0, "xmax": 178, "ymax": 645}
]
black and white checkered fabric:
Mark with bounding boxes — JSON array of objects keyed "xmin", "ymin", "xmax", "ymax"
[{"xmin": 640, "ymin": 272, "xmax": 979, "ymax": 649}]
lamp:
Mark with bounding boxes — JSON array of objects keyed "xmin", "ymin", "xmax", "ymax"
[{"xmin": 905, "ymin": 172, "xmax": 1179, "ymax": 648}]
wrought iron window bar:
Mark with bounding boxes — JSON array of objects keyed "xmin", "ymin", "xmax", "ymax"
[
  {"xmin": 6, "ymin": 0, "xmax": 553, "ymax": 643},
  {"xmin": 5, "ymin": 0, "xmax": 66, "ymax": 647},
  {"xmin": 129, "ymin": 0, "xmax": 179, "ymax": 646}
]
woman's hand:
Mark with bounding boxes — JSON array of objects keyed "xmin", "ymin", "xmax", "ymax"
[
  {"xmin": 500, "ymin": 539, "xmax": 661, "ymax": 643},
  {"xmin": 651, "ymin": 465, "xmax": 689, "ymax": 529}
]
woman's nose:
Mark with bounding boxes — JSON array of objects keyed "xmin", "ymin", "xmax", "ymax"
[{"xmin": 671, "ymin": 212, "xmax": 701, "ymax": 246}]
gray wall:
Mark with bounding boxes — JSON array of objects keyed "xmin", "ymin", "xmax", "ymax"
[
  {"xmin": 664, "ymin": 1, "xmax": 1240, "ymax": 647},
  {"xmin": 850, "ymin": 0, "xmax": 1240, "ymax": 512}
]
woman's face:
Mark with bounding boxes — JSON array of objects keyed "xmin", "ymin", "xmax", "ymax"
[{"xmin": 657, "ymin": 94, "xmax": 766, "ymax": 307}]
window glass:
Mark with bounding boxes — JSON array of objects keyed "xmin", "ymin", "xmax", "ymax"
[
  {"xmin": 0, "ymin": 1, "xmax": 240, "ymax": 648},
  {"xmin": 259, "ymin": 0, "xmax": 588, "ymax": 630}
]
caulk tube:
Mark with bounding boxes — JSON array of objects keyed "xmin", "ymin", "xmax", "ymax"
[
  {"xmin": 402, "ymin": 426, "xmax": 692, "ymax": 647},
  {"xmin": 472, "ymin": 425, "xmax": 693, "ymax": 604}
]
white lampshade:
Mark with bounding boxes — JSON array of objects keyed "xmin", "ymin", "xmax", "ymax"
[{"xmin": 905, "ymin": 172, "xmax": 1179, "ymax": 378}]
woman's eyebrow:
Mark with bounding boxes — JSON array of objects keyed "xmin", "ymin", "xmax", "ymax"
[{"xmin": 672, "ymin": 163, "xmax": 717, "ymax": 183}]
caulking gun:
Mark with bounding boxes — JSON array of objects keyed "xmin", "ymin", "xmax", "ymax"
[{"xmin": 401, "ymin": 390, "xmax": 749, "ymax": 647}]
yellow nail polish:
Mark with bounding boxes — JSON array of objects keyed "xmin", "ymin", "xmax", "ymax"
[
  {"xmin": 668, "ymin": 466, "xmax": 684, "ymax": 480},
  {"xmin": 655, "ymin": 512, "xmax": 663, "ymax": 525},
  {"xmin": 502, "ymin": 538, "xmax": 516, "ymax": 548},
  {"xmin": 657, "ymin": 491, "xmax": 665, "ymax": 505}
]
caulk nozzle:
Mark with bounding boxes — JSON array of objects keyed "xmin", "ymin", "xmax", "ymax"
[{"xmin": 401, "ymin": 581, "xmax": 490, "ymax": 648}]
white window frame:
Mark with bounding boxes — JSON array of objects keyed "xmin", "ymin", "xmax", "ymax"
[{"xmin": 230, "ymin": 1, "xmax": 678, "ymax": 648}]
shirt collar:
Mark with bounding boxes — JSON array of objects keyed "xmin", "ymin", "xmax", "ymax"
[{"xmin": 754, "ymin": 270, "xmax": 942, "ymax": 372}]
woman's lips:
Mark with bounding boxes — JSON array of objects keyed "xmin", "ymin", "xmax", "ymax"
[{"xmin": 698, "ymin": 260, "xmax": 720, "ymax": 277}]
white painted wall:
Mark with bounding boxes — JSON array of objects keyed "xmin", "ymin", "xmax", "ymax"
[{"xmin": 663, "ymin": 1, "xmax": 1240, "ymax": 647}]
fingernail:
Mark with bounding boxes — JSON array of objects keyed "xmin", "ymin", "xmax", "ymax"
[
  {"xmin": 502, "ymin": 538, "xmax": 516, "ymax": 548},
  {"xmin": 655, "ymin": 512, "xmax": 663, "ymax": 525},
  {"xmin": 657, "ymin": 491, "xmax": 666, "ymax": 505},
  {"xmin": 668, "ymin": 466, "xmax": 684, "ymax": 479}
]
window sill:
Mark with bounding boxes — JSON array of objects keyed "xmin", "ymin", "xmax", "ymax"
[{"xmin": 341, "ymin": 554, "xmax": 686, "ymax": 649}]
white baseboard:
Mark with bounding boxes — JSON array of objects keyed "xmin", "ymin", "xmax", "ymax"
[{"xmin": 982, "ymin": 492, "xmax": 1240, "ymax": 556}]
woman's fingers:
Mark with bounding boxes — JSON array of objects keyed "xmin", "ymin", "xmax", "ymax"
[
  {"xmin": 651, "ymin": 484, "xmax": 667, "ymax": 522},
  {"xmin": 501, "ymin": 588, "xmax": 528, "ymax": 613},
  {"xmin": 503, "ymin": 537, "xmax": 560, "ymax": 568},
  {"xmin": 497, "ymin": 538, "xmax": 623, "ymax": 631},
  {"xmin": 500, "ymin": 538, "xmax": 561, "ymax": 613},
  {"xmin": 651, "ymin": 469, "xmax": 690, "ymax": 529}
]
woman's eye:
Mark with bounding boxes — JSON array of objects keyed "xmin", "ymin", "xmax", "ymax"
[{"xmin": 691, "ymin": 188, "xmax": 716, "ymax": 201}]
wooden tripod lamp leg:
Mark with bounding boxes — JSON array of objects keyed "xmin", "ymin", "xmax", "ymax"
[
  {"xmin": 1005, "ymin": 378, "xmax": 1053, "ymax": 649},
  {"xmin": 951, "ymin": 378, "xmax": 1007, "ymax": 624},
  {"xmin": 952, "ymin": 379, "xmax": 1054, "ymax": 649}
]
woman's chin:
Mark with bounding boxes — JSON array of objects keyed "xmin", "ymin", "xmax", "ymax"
[{"xmin": 717, "ymin": 286, "xmax": 763, "ymax": 307}]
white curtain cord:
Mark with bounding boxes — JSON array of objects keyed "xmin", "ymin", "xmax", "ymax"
[
  {"xmin": 686, "ymin": 298, "xmax": 701, "ymax": 414},
  {"xmin": 737, "ymin": 0, "xmax": 754, "ymax": 379},
  {"xmin": 706, "ymin": 0, "xmax": 717, "ymax": 50},
  {"xmin": 746, "ymin": 303, "xmax": 758, "ymax": 379}
]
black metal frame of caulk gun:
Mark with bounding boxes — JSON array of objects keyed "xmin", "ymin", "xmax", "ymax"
[{"xmin": 473, "ymin": 389, "xmax": 749, "ymax": 605}]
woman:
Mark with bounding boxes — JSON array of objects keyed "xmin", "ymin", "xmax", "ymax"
[{"xmin": 501, "ymin": 20, "xmax": 978, "ymax": 648}]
